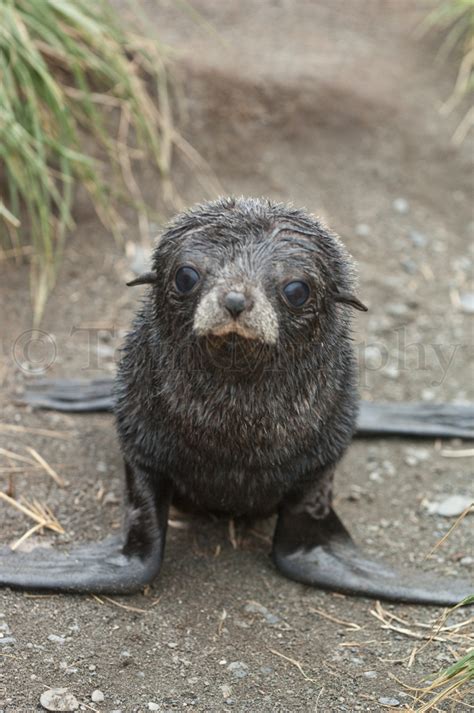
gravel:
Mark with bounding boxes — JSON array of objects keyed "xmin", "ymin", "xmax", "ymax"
[
  {"xmin": 227, "ymin": 661, "xmax": 249, "ymax": 679},
  {"xmin": 39, "ymin": 688, "xmax": 79, "ymax": 712}
]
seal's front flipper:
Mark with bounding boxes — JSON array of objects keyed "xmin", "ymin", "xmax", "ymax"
[
  {"xmin": 23, "ymin": 378, "xmax": 115, "ymax": 412},
  {"xmin": 0, "ymin": 536, "xmax": 153, "ymax": 594},
  {"xmin": 357, "ymin": 401, "xmax": 474, "ymax": 439},
  {"xmin": 272, "ymin": 507, "xmax": 471, "ymax": 606},
  {"xmin": 0, "ymin": 463, "xmax": 171, "ymax": 594}
]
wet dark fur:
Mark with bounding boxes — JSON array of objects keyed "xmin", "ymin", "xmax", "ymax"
[{"xmin": 115, "ymin": 197, "xmax": 358, "ymax": 518}]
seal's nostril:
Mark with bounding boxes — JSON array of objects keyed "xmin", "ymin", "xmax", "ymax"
[{"xmin": 224, "ymin": 291, "xmax": 247, "ymax": 317}]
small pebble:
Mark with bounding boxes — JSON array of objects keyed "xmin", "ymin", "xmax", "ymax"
[
  {"xmin": 409, "ymin": 230, "xmax": 427, "ymax": 247},
  {"xmin": 0, "ymin": 636, "xmax": 16, "ymax": 646},
  {"xmin": 244, "ymin": 601, "xmax": 280, "ymax": 625},
  {"xmin": 227, "ymin": 661, "xmax": 249, "ymax": 679},
  {"xmin": 102, "ymin": 491, "xmax": 118, "ymax": 505},
  {"xmin": 393, "ymin": 198, "xmax": 409, "ymax": 214},
  {"xmin": 401, "ymin": 258, "xmax": 417, "ymax": 274},
  {"xmin": 220, "ymin": 685, "xmax": 232, "ymax": 699},
  {"xmin": 355, "ymin": 223, "xmax": 371, "ymax": 237},
  {"xmin": 364, "ymin": 670, "xmax": 377, "ymax": 678},
  {"xmin": 459, "ymin": 292, "xmax": 474, "ymax": 314},
  {"xmin": 233, "ymin": 618, "xmax": 250, "ymax": 629},
  {"xmin": 460, "ymin": 556, "xmax": 473, "ymax": 566},
  {"xmin": 364, "ymin": 345, "xmax": 383, "ymax": 368},
  {"xmin": 40, "ymin": 688, "xmax": 79, "ymax": 712},
  {"xmin": 382, "ymin": 460, "xmax": 395, "ymax": 476},
  {"xmin": 379, "ymin": 697, "xmax": 400, "ymax": 707},
  {"xmin": 387, "ymin": 302, "xmax": 409, "ymax": 317},
  {"xmin": 426, "ymin": 495, "xmax": 472, "ymax": 517},
  {"xmin": 91, "ymin": 690, "xmax": 104, "ymax": 703},
  {"xmin": 404, "ymin": 448, "xmax": 430, "ymax": 467},
  {"xmin": 148, "ymin": 703, "xmax": 160, "ymax": 712},
  {"xmin": 48, "ymin": 635, "xmax": 66, "ymax": 645}
]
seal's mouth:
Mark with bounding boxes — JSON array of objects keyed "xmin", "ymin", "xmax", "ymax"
[
  {"xmin": 199, "ymin": 329, "xmax": 274, "ymax": 368},
  {"xmin": 206, "ymin": 321, "xmax": 262, "ymax": 341}
]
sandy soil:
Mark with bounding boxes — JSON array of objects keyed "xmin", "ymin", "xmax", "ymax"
[{"xmin": 0, "ymin": 1, "xmax": 472, "ymax": 711}]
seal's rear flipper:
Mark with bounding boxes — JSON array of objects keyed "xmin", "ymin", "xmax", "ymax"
[
  {"xmin": 0, "ymin": 463, "xmax": 171, "ymax": 594},
  {"xmin": 0, "ymin": 536, "xmax": 159, "ymax": 594},
  {"xmin": 272, "ymin": 508, "xmax": 472, "ymax": 606}
]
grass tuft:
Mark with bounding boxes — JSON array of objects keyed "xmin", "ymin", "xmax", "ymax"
[
  {"xmin": 412, "ymin": 647, "xmax": 474, "ymax": 711},
  {"xmin": 0, "ymin": 0, "xmax": 174, "ymax": 323},
  {"xmin": 423, "ymin": 0, "xmax": 474, "ymax": 143}
]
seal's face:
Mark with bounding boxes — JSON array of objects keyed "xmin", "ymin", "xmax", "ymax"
[
  {"xmin": 179, "ymin": 262, "xmax": 280, "ymax": 344},
  {"xmin": 166, "ymin": 232, "xmax": 328, "ymax": 347},
  {"xmin": 129, "ymin": 198, "xmax": 367, "ymax": 352}
]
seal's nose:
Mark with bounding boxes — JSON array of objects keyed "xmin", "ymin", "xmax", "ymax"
[{"xmin": 224, "ymin": 291, "xmax": 247, "ymax": 318}]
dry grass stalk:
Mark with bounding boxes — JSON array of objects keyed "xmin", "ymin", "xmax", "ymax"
[
  {"xmin": 0, "ymin": 491, "xmax": 64, "ymax": 549},
  {"xmin": 269, "ymin": 648, "xmax": 318, "ymax": 683},
  {"xmin": 167, "ymin": 518, "xmax": 190, "ymax": 529},
  {"xmin": 228, "ymin": 518, "xmax": 238, "ymax": 549},
  {"xmin": 391, "ymin": 654, "xmax": 474, "ymax": 712},
  {"xmin": 370, "ymin": 601, "xmax": 473, "ymax": 649},
  {"xmin": 0, "ymin": 447, "xmax": 37, "ymax": 465},
  {"xmin": 309, "ymin": 606, "xmax": 362, "ymax": 631},
  {"xmin": 424, "ymin": 502, "xmax": 473, "ymax": 559},
  {"xmin": 440, "ymin": 447, "xmax": 474, "ymax": 457},
  {"xmin": 0, "ymin": 423, "xmax": 72, "ymax": 439},
  {"xmin": 26, "ymin": 446, "xmax": 65, "ymax": 487},
  {"xmin": 217, "ymin": 608, "xmax": 227, "ymax": 635},
  {"xmin": 92, "ymin": 594, "xmax": 149, "ymax": 614}
]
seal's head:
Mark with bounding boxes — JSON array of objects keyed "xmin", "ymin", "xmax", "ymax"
[{"xmin": 128, "ymin": 197, "xmax": 366, "ymax": 351}]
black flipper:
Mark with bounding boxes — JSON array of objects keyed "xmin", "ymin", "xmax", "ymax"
[
  {"xmin": 21, "ymin": 380, "xmax": 474, "ymax": 439},
  {"xmin": 272, "ymin": 507, "xmax": 472, "ymax": 606},
  {"xmin": 357, "ymin": 401, "xmax": 474, "ymax": 439},
  {"xmin": 0, "ymin": 463, "xmax": 171, "ymax": 594},
  {"xmin": 22, "ymin": 378, "xmax": 115, "ymax": 412}
]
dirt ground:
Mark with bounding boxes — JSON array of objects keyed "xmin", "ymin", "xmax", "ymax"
[{"xmin": 0, "ymin": 1, "xmax": 473, "ymax": 711}]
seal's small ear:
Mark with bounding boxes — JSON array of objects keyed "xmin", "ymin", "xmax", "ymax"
[
  {"xmin": 126, "ymin": 271, "xmax": 158, "ymax": 287},
  {"xmin": 333, "ymin": 288, "xmax": 368, "ymax": 312}
]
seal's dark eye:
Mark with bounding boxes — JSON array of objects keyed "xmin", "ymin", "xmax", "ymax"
[
  {"xmin": 175, "ymin": 266, "xmax": 200, "ymax": 293},
  {"xmin": 283, "ymin": 280, "xmax": 310, "ymax": 307}
]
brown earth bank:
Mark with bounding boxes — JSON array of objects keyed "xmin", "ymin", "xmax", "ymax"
[{"xmin": 0, "ymin": 1, "xmax": 473, "ymax": 711}]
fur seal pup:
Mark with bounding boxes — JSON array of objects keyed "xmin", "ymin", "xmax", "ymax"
[{"xmin": 0, "ymin": 197, "xmax": 472, "ymax": 604}]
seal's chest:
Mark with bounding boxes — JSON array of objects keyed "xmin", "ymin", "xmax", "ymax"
[
  {"xmin": 171, "ymin": 459, "xmax": 287, "ymax": 517},
  {"xmin": 164, "ymin": 383, "xmax": 313, "ymax": 457}
]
